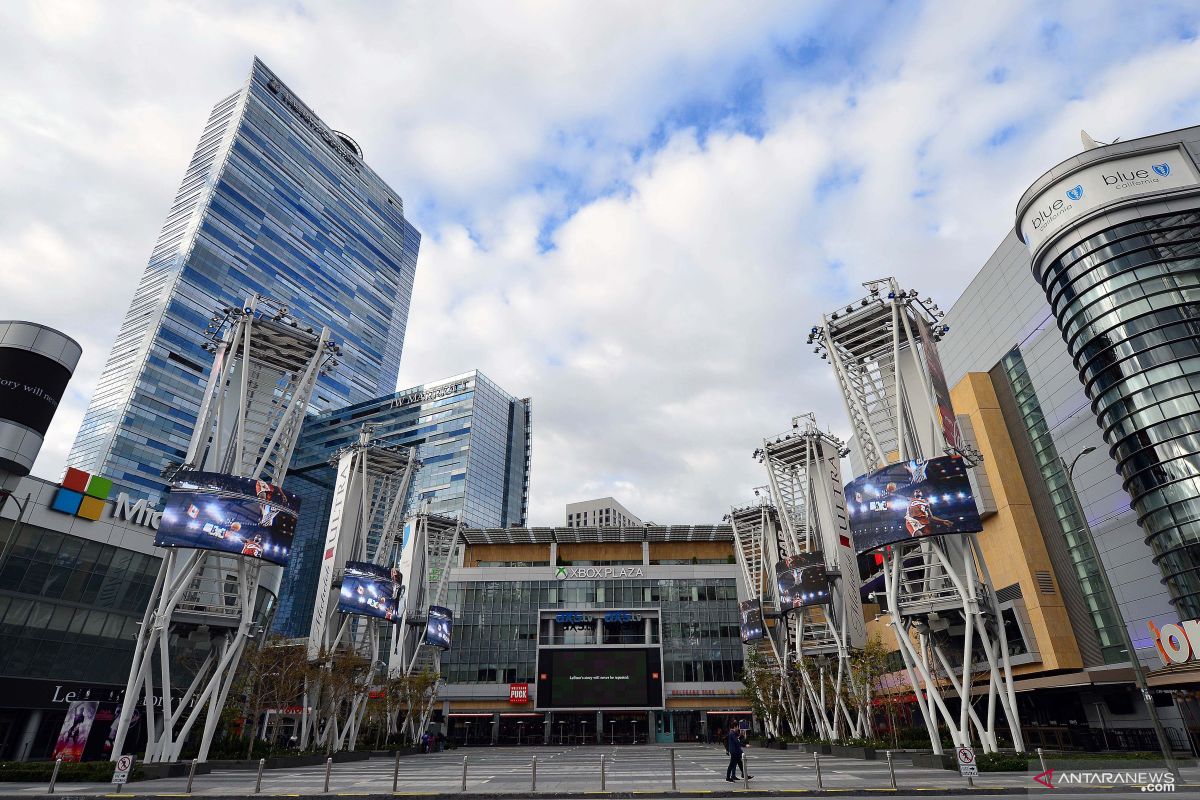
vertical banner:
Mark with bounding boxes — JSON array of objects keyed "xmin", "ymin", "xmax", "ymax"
[{"xmin": 53, "ymin": 700, "xmax": 98, "ymax": 762}]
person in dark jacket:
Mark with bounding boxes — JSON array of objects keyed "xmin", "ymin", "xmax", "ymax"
[{"xmin": 725, "ymin": 728, "xmax": 752, "ymax": 781}]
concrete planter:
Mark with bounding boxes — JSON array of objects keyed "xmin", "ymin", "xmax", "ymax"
[
  {"xmin": 910, "ymin": 752, "xmax": 957, "ymax": 770},
  {"xmin": 803, "ymin": 743, "xmax": 832, "ymax": 754},
  {"xmin": 830, "ymin": 745, "xmax": 876, "ymax": 760}
]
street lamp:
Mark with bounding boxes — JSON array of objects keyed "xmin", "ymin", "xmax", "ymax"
[
  {"xmin": 558, "ymin": 720, "xmax": 565, "ymax": 745},
  {"xmin": 579, "ymin": 720, "xmax": 586, "ymax": 745},
  {"xmin": 1062, "ymin": 447, "xmax": 1178, "ymax": 777},
  {"xmin": 610, "ymin": 719, "xmax": 616, "ymax": 745}
]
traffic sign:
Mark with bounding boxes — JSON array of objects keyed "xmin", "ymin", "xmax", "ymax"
[
  {"xmin": 112, "ymin": 754, "xmax": 134, "ymax": 785},
  {"xmin": 956, "ymin": 746, "xmax": 977, "ymax": 777}
]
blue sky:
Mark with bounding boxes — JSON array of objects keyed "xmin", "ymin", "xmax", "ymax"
[{"xmin": 2, "ymin": 1, "xmax": 1200, "ymax": 524}]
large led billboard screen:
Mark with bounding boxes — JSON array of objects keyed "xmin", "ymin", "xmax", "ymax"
[
  {"xmin": 338, "ymin": 561, "xmax": 403, "ymax": 622},
  {"xmin": 775, "ymin": 552, "xmax": 830, "ymax": 611},
  {"xmin": 845, "ymin": 455, "xmax": 982, "ymax": 554},
  {"xmin": 536, "ymin": 648, "xmax": 663, "ymax": 708},
  {"xmin": 739, "ymin": 599, "xmax": 765, "ymax": 643},
  {"xmin": 425, "ymin": 605, "xmax": 454, "ymax": 650},
  {"xmin": 156, "ymin": 471, "xmax": 300, "ymax": 566}
]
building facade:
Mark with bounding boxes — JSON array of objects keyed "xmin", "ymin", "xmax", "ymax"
[
  {"xmin": 68, "ymin": 58, "xmax": 420, "ymax": 504},
  {"xmin": 916, "ymin": 125, "xmax": 1200, "ymax": 751},
  {"xmin": 273, "ymin": 371, "xmax": 532, "ymax": 638},
  {"xmin": 0, "ymin": 473, "xmax": 163, "ymax": 761},
  {"xmin": 1015, "ymin": 127, "xmax": 1200, "ymax": 619},
  {"xmin": 437, "ymin": 525, "xmax": 748, "ymax": 744},
  {"xmin": 565, "ymin": 497, "xmax": 642, "ymax": 529}
]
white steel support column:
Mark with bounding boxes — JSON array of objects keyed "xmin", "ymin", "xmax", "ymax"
[
  {"xmin": 110, "ymin": 297, "xmax": 338, "ymax": 763},
  {"xmin": 811, "ymin": 278, "xmax": 1023, "ymax": 755}
]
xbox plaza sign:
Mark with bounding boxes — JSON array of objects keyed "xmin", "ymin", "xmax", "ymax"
[{"xmin": 555, "ymin": 565, "xmax": 645, "ymax": 580}]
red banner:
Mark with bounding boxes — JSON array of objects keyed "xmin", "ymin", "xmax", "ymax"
[{"xmin": 509, "ymin": 683, "xmax": 530, "ymax": 704}]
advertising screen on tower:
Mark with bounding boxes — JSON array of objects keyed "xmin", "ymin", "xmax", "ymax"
[
  {"xmin": 739, "ymin": 599, "xmax": 765, "ymax": 643},
  {"xmin": 775, "ymin": 552, "xmax": 831, "ymax": 611},
  {"xmin": 0, "ymin": 346, "xmax": 73, "ymax": 438},
  {"xmin": 536, "ymin": 648, "xmax": 663, "ymax": 708},
  {"xmin": 338, "ymin": 561, "xmax": 404, "ymax": 622},
  {"xmin": 155, "ymin": 471, "xmax": 299, "ymax": 566},
  {"xmin": 425, "ymin": 605, "xmax": 454, "ymax": 650},
  {"xmin": 845, "ymin": 455, "xmax": 982, "ymax": 554}
]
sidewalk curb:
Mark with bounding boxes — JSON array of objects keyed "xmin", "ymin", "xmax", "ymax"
[{"xmin": 1, "ymin": 789, "xmax": 1192, "ymax": 799}]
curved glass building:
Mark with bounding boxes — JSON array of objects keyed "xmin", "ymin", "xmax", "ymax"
[{"xmin": 1016, "ymin": 128, "xmax": 1200, "ymax": 616}]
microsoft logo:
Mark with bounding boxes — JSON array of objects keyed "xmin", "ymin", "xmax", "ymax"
[
  {"xmin": 555, "ymin": 566, "xmax": 567, "ymax": 580},
  {"xmin": 51, "ymin": 467, "xmax": 113, "ymax": 521}
]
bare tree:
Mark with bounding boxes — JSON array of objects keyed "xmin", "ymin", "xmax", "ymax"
[{"xmin": 234, "ymin": 636, "xmax": 311, "ymax": 759}]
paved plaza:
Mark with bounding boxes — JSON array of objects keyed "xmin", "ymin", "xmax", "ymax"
[{"xmin": 1, "ymin": 745, "xmax": 1197, "ymax": 798}]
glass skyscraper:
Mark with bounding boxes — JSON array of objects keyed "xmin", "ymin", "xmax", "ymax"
[
  {"xmin": 68, "ymin": 58, "xmax": 420, "ymax": 502},
  {"xmin": 272, "ymin": 370, "xmax": 532, "ymax": 637}
]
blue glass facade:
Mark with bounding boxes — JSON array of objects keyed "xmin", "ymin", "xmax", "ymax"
[
  {"xmin": 68, "ymin": 58, "xmax": 419, "ymax": 503},
  {"xmin": 272, "ymin": 371, "xmax": 532, "ymax": 637}
]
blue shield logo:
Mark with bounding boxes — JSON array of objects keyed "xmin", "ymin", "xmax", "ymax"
[
  {"xmin": 1153, "ymin": 163, "xmax": 1171, "ymax": 177},
  {"xmin": 1066, "ymin": 185, "xmax": 1084, "ymax": 201}
]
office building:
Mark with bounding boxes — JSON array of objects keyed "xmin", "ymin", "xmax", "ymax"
[
  {"xmin": 68, "ymin": 58, "xmax": 420, "ymax": 504},
  {"xmin": 565, "ymin": 497, "xmax": 641, "ymax": 529},
  {"xmin": 436, "ymin": 524, "xmax": 747, "ymax": 744},
  {"xmin": 272, "ymin": 371, "xmax": 532, "ymax": 638},
  {"xmin": 0, "ymin": 472, "xmax": 163, "ymax": 761}
]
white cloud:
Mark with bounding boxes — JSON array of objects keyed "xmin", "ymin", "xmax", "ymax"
[{"xmin": 2, "ymin": 1, "xmax": 1199, "ymax": 524}]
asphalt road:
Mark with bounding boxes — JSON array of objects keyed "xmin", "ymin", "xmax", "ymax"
[{"xmin": 1, "ymin": 744, "xmax": 1196, "ymax": 797}]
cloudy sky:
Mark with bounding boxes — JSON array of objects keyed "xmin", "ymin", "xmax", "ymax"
[{"xmin": 3, "ymin": 1, "xmax": 1199, "ymax": 525}]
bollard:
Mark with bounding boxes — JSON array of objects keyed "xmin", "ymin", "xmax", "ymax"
[
  {"xmin": 814, "ymin": 751, "xmax": 823, "ymax": 789},
  {"xmin": 742, "ymin": 752, "xmax": 749, "ymax": 789},
  {"xmin": 461, "ymin": 755, "xmax": 468, "ymax": 792},
  {"xmin": 670, "ymin": 748, "xmax": 677, "ymax": 790},
  {"xmin": 48, "ymin": 758, "xmax": 62, "ymax": 794},
  {"xmin": 186, "ymin": 758, "xmax": 198, "ymax": 794},
  {"xmin": 1037, "ymin": 746, "xmax": 1047, "ymax": 775},
  {"xmin": 887, "ymin": 751, "xmax": 897, "ymax": 790},
  {"xmin": 601, "ymin": 753, "xmax": 606, "ymax": 790},
  {"xmin": 323, "ymin": 757, "xmax": 332, "ymax": 793},
  {"xmin": 255, "ymin": 758, "xmax": 265, "ymax": 794},
  {"xmin": 532, "ymin": 755, "xmax": 537, "ymax": 791},
  {"xmin": 393, "ymin": 750, "xmax": 402, "ymax": 793}
]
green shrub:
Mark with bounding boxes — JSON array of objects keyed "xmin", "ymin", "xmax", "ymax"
[
  {"xmin": 0, "ymin": 761, "xmax": 145, "ymax": 783},
  {"xmin": 977, "ymin": 752, "xmax": 1028, "ymax": 772}
]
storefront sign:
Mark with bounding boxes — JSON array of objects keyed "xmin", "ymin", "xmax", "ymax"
[
  {"xmin": 554, "ymin": 565, "xmax": 645, "ymax": 580},
  {"xmin": 1149, "ymin": 619, "xmax": 1200, "ymax": 665},
  {"xmin": 509, "ymin": 683, "xmax": 530, "ymax": 704}
]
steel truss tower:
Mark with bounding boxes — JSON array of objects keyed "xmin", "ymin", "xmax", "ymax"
[
  {"xmin": 729, "ymin": 495, "xmax": 796, "ymax": 737},
  {"xmin": 757, "ymin": 414, "xmax": 868, "ymax": 741},
  {"xmin": 303, "ymin": 425, "xmax": 418, "ymax": 752},
  {"xmin": 387, "ymin": 512, "xmax": 463, "ymax": 743},
  {"xmin": 111, "ymin": 297, "xmax": 337, "ymax": 763},
  {"xmin": 811, "ymin": 277, "xmax": 1023, "ymax": 755}
]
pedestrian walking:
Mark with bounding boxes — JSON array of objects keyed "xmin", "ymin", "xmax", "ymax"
[{"xmin": 725, "ymin": 728, "xmax": 752, "ymax": 781}]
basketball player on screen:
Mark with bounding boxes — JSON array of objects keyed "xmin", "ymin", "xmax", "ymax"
[{"xmin": 904, "ymin": 489, "xmax": 954, "ymax": 538}]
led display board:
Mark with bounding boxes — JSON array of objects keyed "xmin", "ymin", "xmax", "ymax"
[
  {"xmin": 536, "ymin": 648, "xmax": 663, "ymax": 708},
  {"xmin": 338, "ymin": 561, "xmax": 404, "ymax": 622},
  {"xmin": 845, "ymin": 455, "xmax": 982, "ymax": 554},
  {"xmin": 739, "ymin": 599, "xmax": 765, "ymax": 643},
  {"xmin": 156, "ymin": 471, "xmax": 299, "ymax": 566},
  {"xmin": 775, "ymin": 552, "xmax": 830, "ymax": 610},
  {"xmin": 425, "ymin": 605, "xmax": 454, "ymax": 650}
]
